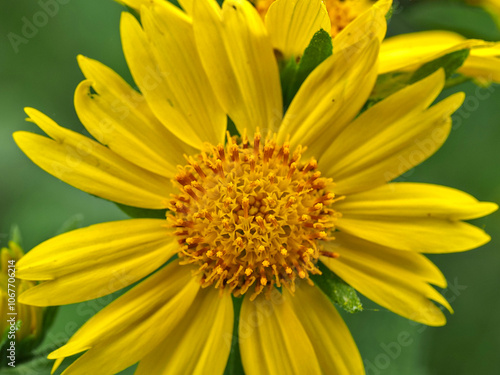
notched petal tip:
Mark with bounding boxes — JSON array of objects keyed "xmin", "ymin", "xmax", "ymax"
[{"xmin": 23, "ymin": 107, "xmax": 39, "ymax": 122}]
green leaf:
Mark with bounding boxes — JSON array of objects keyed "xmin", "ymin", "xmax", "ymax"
[
  {"xmin": 115, "ymin": 203, "xmax": 167, "ymax": 219},
  {"xmin": 226, "ymin": 117, "xmax": 240, "ymax": 138},
  {"xmin": 311, "ymin": 261, "xmax": 363, "ymax": 314},
  {"xmin": 281, "ymin": 29, "xmax": 333, "ymax": 110},
  {"xmin": 409, "ymin": 49, "xmax": 470, "ymax": 84},
  {"xmin": 279, "ymin": 57, "xmax": 299, "ymax": 111},
  {"xmin": 0, "ymin": 324, "xmax": 10, "ymax": 349},
  {"xmin": 294, "ymin": 29, "xmax": 333, "ymax": 86},
  {"xmin": 367, "ymin": 49, "xmax": 470, "ymax": 108},
  {"xmin": 368, "ymin": 71, "xmax": 413, "ymax": 106},
  {"xmin": 39, "ymin": 306, "xmax": 59, "ymax": 345},
  {"xmin": 386, "ymin": 4, "xmax": 395, "ymax": 22},
  {"xmin": 223, "ymin": 296, "xmax": 245, "ymax": 375}
]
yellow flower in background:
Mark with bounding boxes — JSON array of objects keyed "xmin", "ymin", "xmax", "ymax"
[
  {"xmin": 252, "ymin": 0, "xmax": 500, "ymax": 83},
  {"xmin": 12, "ymin": 0, "xmax": 497, "ymax": 374},
  {"xmin": 1, "ymin": 241, "xmax": 43, "ymax": 345}
]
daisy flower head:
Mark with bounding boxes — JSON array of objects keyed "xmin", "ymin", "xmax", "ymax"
[
  {"xmin": 13, "ymin": 0, "xmax": 497, "ymax": 374},
  {"xmin": 1, "ymin": 236, "xmax": 48, "ymax": 361}
]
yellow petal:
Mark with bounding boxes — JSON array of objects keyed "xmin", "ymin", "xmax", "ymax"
[
  {"xmin": 14, "ymin": 109, "xmax": 172, "ymax": 209},
  {"xmin": 121, "ymin": 5, "xmax": 226, "ymax": 149},
  {"xmin": 285, "ymin": 285, "xmax": 364, "ymax": 374},
  {"xmin": 330, "ymin": 91, "xmax": 465, "ymax": 194},
  {"xmin": 337, "ymin": 215, "xmax": 491, "ymax": 253},
  {"xmin": 459, "ymin": 54, "xmax": 500, "ymax": 82},
  {"xmin": 177, "ymin": 0, "xmax": 193, "ymax": 14},
  {"xmin": 135, "ymin": 289, "xmax": 233, "ymax": 375},
  {"xmin": 336, "ymin": 182, "xmax": 498, "ymax": 220},
  {"xmin": 379, "ymin": 31, "xmax": 471, "ymax": 73},
  {"xmin": 468, "ymin": 43, "xmax": 500, "ymax": 57},
  {"xmin": 278, "ymin": 29, "xmax": 379, "ymax": 158},
  {"xmin": 17, "ymin": 219, "xmax": 176, "ymax": 305},
  {"xmin": 319, "ymin": 69, "xmax": 445, "ymax": 180},
  {"xmin": 76, "ymin": 56, "xmax": 196, "ymax": 177},
  {"xmin": 115, "ymin": 0, "xmax": 153, "ymax": 11},
  {"xmin": 265, "ymin": 0, "xmax": 331, "ymax": 60},
  {"xmin": 322, "ymin": 232, "xmax": 451, "ymax": 326},
  {"xmin": 239, "ymin": 291, "xmax": 321, "ymax": 375},
  {"xmin": 332, "ymin": 0, "xmax": 390, "ymax": 49},
  {"xmin": 51, "ymin": 358, "xmax": 64, "ymax": 375},
  {"xmin": 192, "ymin": 0, "xmax": 282, "ymax": 137},
  {"xmin": 49, "ymin": 261, "xmax": 200, "ymax": 375}
]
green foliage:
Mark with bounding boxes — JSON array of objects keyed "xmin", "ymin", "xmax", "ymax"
[
  {"xmin": 409, "ymin": 49, "xmax": 470, "ymax": 83},
  {"xmin": 311, "ymin": 261, "xmax": 363, "ymax": 314},
  {"xmin": 368, "ymin": 49, "xmax": 470, "ymax": 108},
  {"xmin": 226, "ymin": 117, "xmax": 240, "ymax": 138},
  {"xmin": 0, "ymin": 356, "xmax": 53, "ymax": 375},
  {"xmin": 223, "ymin": 296, "xmax": 245, "ymax": 375},
  {"xmin": 115, "ymin": 203, "xmax": 167, "ymax": 219},
  {"xmin": 280, "ymin": 29, "xmax": 333, "ymax": 110},
  {"xmin": 386, "ymin": 3, "xmax": 394, "ymax": 21}
]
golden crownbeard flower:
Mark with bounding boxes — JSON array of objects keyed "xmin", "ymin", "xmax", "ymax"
[
  {"xmin": 246, "ymin": 0, "xmax": 500, "ymax": 84},
  {"xmin": 1, "ymin": 241, "xmax": 44, "ymax": 351},
  {"xmin": 13, "ymin": 0, "xmax": 497, "ymax": 374}
]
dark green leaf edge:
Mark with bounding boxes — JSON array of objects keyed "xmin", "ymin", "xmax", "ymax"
[{"xmin": 311, "ymin": 261, "xmax": 363, "ymax": 314}]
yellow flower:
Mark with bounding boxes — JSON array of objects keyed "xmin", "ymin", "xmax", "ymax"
[
  {"xmin": 13, "ymin": 0, "xmax": 497, "ymax": 374},
  {"xmin": 251, "ymin": 0, "xmax": 500, "ymax": 83},
  {"xmin": 1, "ymin": 241, "xmax": 43, "ymax": 344}
]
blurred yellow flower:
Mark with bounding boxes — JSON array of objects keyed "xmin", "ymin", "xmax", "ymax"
[
  {"xmin": 13, "ymin": 0, "xmax": 497, "ymax": 374},
  {"xmin": 1, "ymin": 241, "xmax": 43, "ymax": 344}
]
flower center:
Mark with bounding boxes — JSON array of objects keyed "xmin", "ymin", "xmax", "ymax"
[{"xmin": 167, "ymin": 131, "xmax": 340, "ymax": 299}]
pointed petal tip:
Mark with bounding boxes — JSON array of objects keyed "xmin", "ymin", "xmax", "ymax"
[
  {"xmin": 12, "ymin": 130, "xmax": 25, "ymax": 143},
  {"xmin": 76, "ymin": 54, "xmax": 86, "ymax": 63},
  {"xmin": 48, "ymin": 343, "xmax": 91, "ymax": 360},
  {"xmin": 51, "ymin": 357, "xmax": 65, "ymax": 375},
  {"xmin": 23, "ymin": 107, "xmax": 38, "ymax": 118},
  {"xmin": 485, "ymin": 202, "xmax": 499, "ymax": 215}
]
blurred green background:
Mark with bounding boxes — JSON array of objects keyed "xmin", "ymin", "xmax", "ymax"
[{"xmin": 1, "ymin": 0, "xmax": 499, "ymax": 374}]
